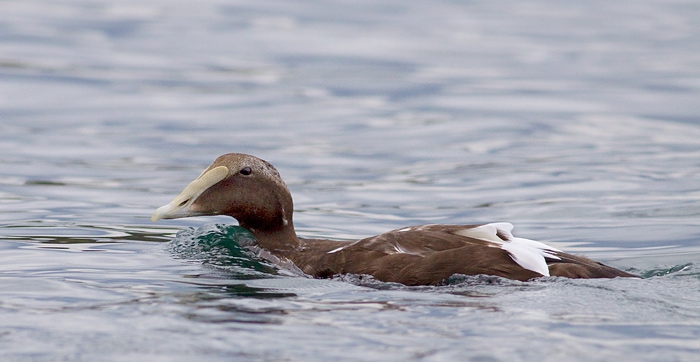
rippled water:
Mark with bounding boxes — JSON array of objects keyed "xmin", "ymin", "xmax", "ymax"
[{"xmin": 1, "ymin": 0, "xmax": 700, "ymax": 361}]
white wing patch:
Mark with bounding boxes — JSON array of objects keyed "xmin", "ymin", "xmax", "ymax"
[
  {"xmin": 455, "ymin": 222, "xmax": 514, "ymax": 243},
  {"xmin": 455, "ymin": 223, "xmax": 561, "ymax": 277}
]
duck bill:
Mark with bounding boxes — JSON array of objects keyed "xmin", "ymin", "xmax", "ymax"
[{"xmin": 151, "ymin": 165, "xmax": 229, "ymax": 222}]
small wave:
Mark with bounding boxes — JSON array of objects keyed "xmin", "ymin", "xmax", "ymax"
[
  {"xmin": 640, "ymin": 263, "xmax": 695, "ymax": 278},
  {"xmin": 167, "ymin": 224, "xmax": 279, "ymax": 278}
]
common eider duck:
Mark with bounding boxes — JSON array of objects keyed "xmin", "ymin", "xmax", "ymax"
[{"xmin": 152, "ymin": 153, "xmax": 636, "ymax": 285}]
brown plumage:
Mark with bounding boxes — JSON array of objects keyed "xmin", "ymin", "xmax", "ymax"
[{"xmin": 152, "ymin": 153, "xmax": 636, "ymax": 285}]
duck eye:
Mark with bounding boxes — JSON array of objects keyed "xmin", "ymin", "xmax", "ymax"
[{"xmin": 239, "ymin": 167, "xmax": 252, "ymax": 176}]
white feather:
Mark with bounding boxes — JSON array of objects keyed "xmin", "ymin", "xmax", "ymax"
[
  {"xmin": 456, "ymin": 223, "xmax": 561, "ymax": 277},
  {"xmin": 455, "ymin": 222, "xmax": 512, "ymax": 243},
  {"xmin": 327, "ymin": 245, "xmax": 347, "ymax": 254}
]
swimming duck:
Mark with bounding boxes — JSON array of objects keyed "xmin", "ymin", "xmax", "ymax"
[{"xmin": 152, "ymin": 153, "xmax": 636, "ymax": 285}]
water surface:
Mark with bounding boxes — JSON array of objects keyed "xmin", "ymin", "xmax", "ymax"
[{"xmin": 1, "ymin": 0, "xmax": 699, "ymax": 361}]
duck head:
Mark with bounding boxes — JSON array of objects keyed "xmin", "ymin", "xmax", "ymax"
[{"xmin": 151, "ymin": 153, "xmax": 294, "ymax": 234}]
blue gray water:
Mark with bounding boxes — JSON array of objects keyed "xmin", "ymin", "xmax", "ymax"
[{"xmin": 1, "ymin": 0, "xmax": 699, "ymax": 361}]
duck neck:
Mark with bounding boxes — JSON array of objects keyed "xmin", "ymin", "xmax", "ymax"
[
  {"xmin": 242, "ymin": 221, "xmax": 301, "ymax": 255},
  {"xmin": 235, "ymin": 186, "xmax": 299, "ymax": 255}
]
